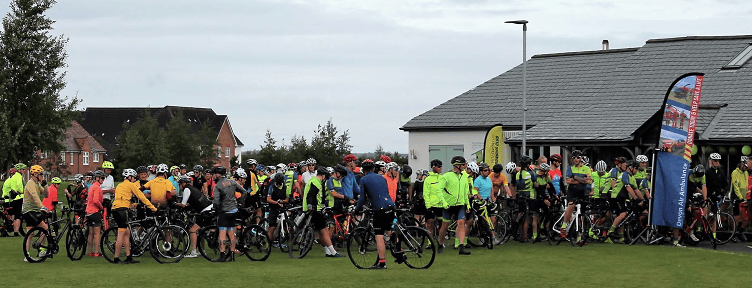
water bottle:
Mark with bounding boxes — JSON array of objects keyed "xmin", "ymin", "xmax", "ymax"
[
  {"xmin": 295, "ymin": 213, "xmax": 305, "ymax": 227},
  {"xmin": 391, "ymin": 217, "xmax": 398, "ymax": 230}
]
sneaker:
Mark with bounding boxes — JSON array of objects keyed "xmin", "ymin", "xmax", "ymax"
[
  {"xmin": 560, "ymin": 228, "xmax": 567, "ymax": 239},
  {"xmin": 325, "ymin": 253, "xmax": 345, "ymax": 258},
  {"xmin": 123, "ymin": 258, "xmax": 140, "ymax": 264},
  {"xmin": 464, "ymin": 244, "xmax": 472, "ymax": 249},
  {"xmin": 13, "ymin": 232, "xmax": 20, "ymax": 237},
  {"xmin": 185, "ymin": 251, "xmax": 198, "ymax": 258},
  {"xmin": 393, "ymin": 252, "xmax": 406, "ymax": 264},
  {"xmin": 458, "ymin": 245, "xmax": 471, "ymax": 255},
  {"xmin": 93, "ymin": 253, "xmax": 102, "ymax": 258},
  {"xmin": 212, "ymin": 253, "xmax": 227, "ymax": 263},
  {"xmin": 746, "ymin": 245, "xmax": 752, "ymax": 249},
  {"xmin": 673, "ymin": 241, "xmax": 686, "ymax": 248},
  {"xmin": 371, "ymin": 262, "xmax": 387, "ymax": 269},
  {"xmin": 112, "ymin": 258, "xmax": 121, "ymax": 264},
  {"xmin": 437, "ymin": 244, "xmax": 444, "ymax": 254},
  {"xmin": 732, "ymin": 237, "xmax": 739, "ymax": 243},
  {"xmin": 576, "ymin": 240, "xmax": 588, "ymax": 246},
  {"xmin": 689, "ymin": 233, "xmax": 699, "ymax": 242},
  {"xmin": 493, "ymin": 238, "xmax": 502, "ymax": 246},
  {"xmin": 88, "ymin": 252, "xmax": 95, "ymax": 257},
  {"xmin": 39, "ymin": 249, "xmax": 48, "ymax": 258},
  {"xmin": 22, "ymin": 257, "xmax": 27, "ymax": 262}
]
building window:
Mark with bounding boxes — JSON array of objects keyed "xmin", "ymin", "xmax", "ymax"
[
  {"xmin": 40, "ymin": 151, "xmax": 48, "ymax": 159},
  {"xmin": 69, "ymin": 152, "xmax": 74, "ymax": 166},
  {"xmin": 724, "ymin": 45, "xmax": 752, "ymax": 69},
  {"xmin": 93, "ymin": 152, "xmax": 99, "ymax": 162},
  {"xmin": 217, "ymin": 147, "xmax": 222, "ymax": 158},
  {"xmin": 83, "ymin": 152, "xmax": 89, "ymax": 166},
  {"xmin": 60, "ymin": 153, "xmax": 65, "ymax": 164},
  {"xmin": 226, "ymin": 147, "xmax": 231, "ymax": 158}
]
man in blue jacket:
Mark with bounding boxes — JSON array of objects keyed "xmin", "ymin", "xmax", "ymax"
[{"xmin": 356, "ymin": 160, "xmax": 395, "ymax": 269}]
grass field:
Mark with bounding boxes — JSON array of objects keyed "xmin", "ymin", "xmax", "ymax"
[{"xmin": 1, "ymin": 234, "xmax": 749, "ymax": 288}]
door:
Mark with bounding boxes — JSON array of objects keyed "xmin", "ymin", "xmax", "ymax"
[{"xmin": 428, "ymin": 145, "xmax": 464, "ymax": 172}]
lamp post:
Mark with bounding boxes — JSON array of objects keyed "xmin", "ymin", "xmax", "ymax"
[{"xmin": 505, "ymin": 20, "xmax": 528, "ymax": 156}]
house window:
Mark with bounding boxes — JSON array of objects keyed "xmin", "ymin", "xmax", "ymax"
[
  {"xmin": 83, "ymin": 152, "xmax": 89, "ymax": 166},
  {"xmin": 40, "ymin": 151, "xmax": 48, "ymax": 159},
  {"xmin": 226, "ymin": 147, "xmax": 231, "ymax": 158},
  {"xmin": 217, "ymin": 147, "xmax": 222, "ymax": 158},
  {"xmin": 724, "ymin": 45, "xmax": 752, "ymax": 69},
  {"xmin": 60, "ymin": 153, "xmax": 65, "ymax": 164},
  {"xmin": 69, "ymin": 152, "xmax": 74, "ymax": 166},
  {"xmin": 93, "ymin": 152, "xmax": 99, "ymax": 162}
]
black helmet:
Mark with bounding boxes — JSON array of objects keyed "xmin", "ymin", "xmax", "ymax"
[
  {"xmin": 401, "ymin": 165, "xmax": 412, "ymax": 177},
  {"xmin": 212, "ymin": 166, "xmax": 227, "ymax": 175},
  {"xmin": 204, "ymin": 169, "xmax": 212, "ymax": 174},
  {"xmin": 179, "ymin": 164, "xmax": 187, "ymax": 169},
  {"xmin": 316, "ymin": 166, "xmax": 330, "ymax": 177},
  {"xmin": 693, "ymin": 164, "xmax": 705, "ymax": 177},
  {"xmin": 492, "ymin": 163, "xmax": 503, "ymax": 173},
  {"xmin": 430, "ymin": 159, "xmax": 443, "ymax": 168},
  {"xmin": 520, "ymin": 155, "xmax": 533, "ymax": 166},
  {"xmin": 479, "ymin": 163, "xmax": 490, "ymax": 171},
  {"xmin": 572, "ymin": 150, "xmax": 583, "ymax": 158},
  {"xmin": 136, "ymin": 166, "xmax": 148, "ymax": 174},
  {"xmin": 93, "ymin": 170, "xmax": 106, "ymax": 179},
  {"xmin": 333, "ymin": 164, "xmax": 348, "ymax": 176},
  {"xmin": 193, "ymin": 165, "xmax": 203, "ymax": 171},
  {"xmin": 626, "ymin": 160, "xmax": 639, "ymax": 169},
  {"xmin": 450, "ymin": 156, "xmax": 467, "ymax": 166},
  {"xmin": 273, "ymin": 173, "xmax": 286, "ymax": 186}
]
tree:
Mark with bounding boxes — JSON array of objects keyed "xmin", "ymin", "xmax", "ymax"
[
  {"xmin": 115, "ymin": 110, "xmax": 169, "ymax": 170},
  {"xmin": 310, "ymin": 119, "xmax": 352, "ymax": 167},
  {"xmin": 0, "ymin": 0, "xmax": 80, "ymax": 169},
  {"xmin": 165, "ymin": 110, "xmax": 198, "ymax": 166},
  {"xmin": 286, "ymin": 135, "xmax": 308, "ymax": 164},
  {"xmin": 195, "ymin": 121, "xmax": 219, "ymax": 169}
]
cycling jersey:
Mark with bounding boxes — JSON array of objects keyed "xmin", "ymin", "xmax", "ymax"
[
  {"xmin": 634, "ymin": 169, "xmax": 651, "ymax": 195},
  {"xmin": 566, "ymin": 165, "xmax": 592, "ymax": 194},
  {"xmin": 144, "ymin": 177, "xmax": 175, "ymax": 206},
  {"xmin": 549, "ymin": 168, "xmax": 563, "ymax": 196},
  {"xmin": 466, "ymin": 171, "xmax": 476, "ymax": 196},
  {"xmin": 2, "ymin": 172, "xmax": 24, "ymax": 200},
  {"xmin": 113, "ymin": 180, "xmax": 156, "ymax": 211},
  {"xmin": 167, "ymin": 175, "xmax": 179, "ymax": 192},
  {"xmin": 399, "ymin": 175, "xmax": 411, "ymax": 199},
  {"xmin": 730, "ymin": 168, "xmax": 749, "ymax": 200},
  {"xmin": 325, "ymin": 177, "xmax": 342, "ymax": 208},
  {"xmin": 705, "ymin": 166, "xmax": 727, "ymax": 195},
  {"xmin": 181, "ymin": 185, "xmax": 212, "ymax": 212},
  {"xmin": 383, "ymin": 174, "xmax": 398, "ymax": 202},
  {"xmin": 533, "ymin": 173, "xmax": 554, "ymax": 199},
  {"xmin": 687, "ymin": 174, "xmax": 706, "ymax": 196},
  {"xmin": 474, "ymin": 175, "xmax": 493, "ymax": 200},
  {"xmin": 438, "ymin": 170, "xmax": 470, "ymax": 207},
  {"xmin": 86, "ymin": 181, "xmax": 104, "ymax": 215},
  {"xmin": 590, "ymin": 171, "xmax": 612, "ymax": 199},
  {"xmin": 489, "ymin": 172, "xmax": 508, "ymax": 197},
  {"xmin": 303, "ymin": 177, "xmax": 324, "ymax": 212},
  {"xmin": 423, "ymin": 171, "xmax": 447, "ymax": 208},
  {"xmin": 21, "ymin": 179, "xmax": 46, "ymax": 214},
  {"xmin": 284, "ymin": 170, "xmax": 295, "ymax": 197},
  {"xmin": 515, "ymin": 169, "xmax": 536, "ymax": 198},
  {"xmin": 356, "ymin": 171, "xmax": 394, "ymax": 211},
  {"xmin": 248, "ymin": 171, "xmax": 260, "ymax": 196},
  {"xmin": 212, "ymin": 177, "xmax": 245, "ymax": 213},
  {"xmin": 42, "ymin": 185, "xmax": 58, "ymax": 210},
  {"xmin": 341, "ymin": 169, "xmax": 360, "ymax": 200},
  {"xmin": 612, "ymin": 171, "xmax": 637, "ymax": 199}
]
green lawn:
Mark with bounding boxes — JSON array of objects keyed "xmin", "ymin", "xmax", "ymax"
[{"xmin": 1, "ymin": 235, "xmax": 749, "ymax": 287}]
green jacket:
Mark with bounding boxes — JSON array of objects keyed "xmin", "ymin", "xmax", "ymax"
[
  {"xmin": 438, "ymin": 170, "xmax": 470, "ymax": 207},
  {"xmin": 2, "ymin": 172, "xmax": 25, "ymax": 200},
  {"xmin": 423, "ymin": 172, "xmax": 447, "ymax": 208},
  {"xmin": 590, "ymin": 171, "xmax": 612, "ymax": 198},
  {"xmin": 730, "ymin": 168, "xmax": 749, "ymax": 200},
  {"xmin": 303, "ymin": 177, "xmax": 323, "ymax": 212}
]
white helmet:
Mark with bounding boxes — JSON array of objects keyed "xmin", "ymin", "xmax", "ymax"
[
  {"xmin": 385, "ymin": 162, "xmax": 399, "ymax": 171},
  {"xmin": 415, "ymin": 169, "xmax": 428, "ymax": 176},
  {"xmin": 236, "ymin": 168, "xmax": 245, "ymax": 174},
  {"xmin": 276, "ymin": 163, "xmax": 287, "ymax": 174},
  {"xmin": 595, "ymin": 160, "xmax": 607, "ymax": 172},
  {"xmin": 581, "ymin": 156, "xmax": 590, "ymax": 166},
  {"xmin": 709, "ymin": 153, "xmax": 721, "ymax": 160},
  {"xmin": 186, "ymin": 171, "xmax": 195, "ymax": 177},
  {"xmin": 306, "ymin": 158, "xmax": 317, "ymax": 165},
  {"xmin": 326, "ymin": 167, "xmax": 335, "ymax": 174},
  {"xmin": 636, "ymin": 155, "xmax": 649, "ymax": 163},
  {"xmin": 374, "ymin": 161, "xmax": 386, "ymax": 168},
  {"xmin": 156, "ymin": 164, "xmax": 169, "ymax": 174},
  {"xmin": 235, "ymin": 170, "xmax": 247, "ymax": 179},
  {"xmin": 538, "ymin": 163, "xmax": 551, "ymax": 172},
  {"xmin": 247, "ymin": 159, "xmax": 258, "ymax": 166},
  {"xmin": 505, "ymin": 162, "xmax": 517, "ymax": 174},
  {"xmin": 122, "ymin": 168, "xmax": 137, "ymax": 178},
  {"xmin": 742, "ymin": 156, "xmax": 749, "ymax": 163},
  {"xmin": 467, "ymin": 162, "xmax": 479, "ymax": 174}
]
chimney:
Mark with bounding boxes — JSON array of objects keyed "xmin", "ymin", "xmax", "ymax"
[{"xmin": 602, "ymin": 40, "xmax": 609, "ymax": 50}]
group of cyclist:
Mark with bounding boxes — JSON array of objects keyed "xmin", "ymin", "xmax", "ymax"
[{"xmin": 4, "ymin": 149, "xmax": 752, "ymax": 265}]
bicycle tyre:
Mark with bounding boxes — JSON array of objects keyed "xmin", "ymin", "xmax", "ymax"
[
  {"xmin": 289, "ymin": 226, "xmax": 315, "ymax": 259},
  {"xmin": 493, "ymin": 215, "xmax": 506, "ymax": 245},
  {"xmin": 66, "ymin": 224, "xmax": 87, "ymax": 261},
  {"xmin": 99, "ymin": 226, "xmax": 120, "ymax": 263},
  {"xmin": 711, "ymin": 212, "xmax": 736, "ymax": 245},
  {"xmin": 547, "ymin": 211, "xmax": 563, "ymax": 245},
  {"xmin": 150, "ymin": 225, "xmax": 190, "ymax": 264},
  {"xmin": 624, "ymin": 216, "xmax": 644, "ymax": 244},
  {"xmin": 198, "ymin": 225, "xmax": 222, "ymax": 261},
  {"xmin": 401, "ymin": 226, "xmax": 436, "ymax": 269},
  {"xmin": 242, "ymin": 224, "xmax": 271, "ymax": 261},
  {"xmin": 346, "ymin": 227, "xmax": 378, "ymax": 269},
  {"xmin": 23, "ymin": 227, "xmax": 51, "ymax": 263},
  {"xmin": 577, "ymin": 214, "xmax": 592, "ymax": 247}
]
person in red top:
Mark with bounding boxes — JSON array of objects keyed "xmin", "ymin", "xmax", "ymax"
[
  {"xmin": 86, "ymin": 170, "xmax": 106, "ymax": 257},
  {"xmin": 383, "ymin": 162, "xmax": 399, "ymax": 202},
  {"xmin": 202, "ymin": 169, "xmax": 214, "ymax": 197},
  {"xmin": 42, "ymin": 177, "xmax": 61, "ymax": 211}
]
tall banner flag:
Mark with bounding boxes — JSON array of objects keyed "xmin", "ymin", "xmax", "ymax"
[
  {"xmin": 651, "ymin": 73, "xmax": 704, "ymax": 228},
  {"xmin": 483, "ymin": 125, "xmax": 504, "ymax": 167}
]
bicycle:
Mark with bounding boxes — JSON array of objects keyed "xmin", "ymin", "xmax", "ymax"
[
  {"xmin": 550, "ymin": 198, "xmax": 589, "ymax": 246},
  {"xmin": 347, "ymin": 207, "xmax": 436, "ymax": 269},
  {"xmin": 708, "ymin": 196, "xmax": 737, "ymax": 245},
  {"xmin": 22, "ymin": 205, "xmax": 88, "ymax": 262},
  {"xmin": 288, "ymin": 206, "xmax": 329, "ymax": 259},
  {"xmin": 100, "ymin": 209, "xmax": 190, "ymax": 263},
  {"xmin": 1, "ymin": 198, "xmax": 25, "ymax": 237},
  {"xmin": 197, "ymin": 208, "xmax": 270, "ymax": 262},
  {"xmin": 466, "ymin": 199, "xmax": 502, "ymax": 248},
  {"xmin": 328, "ymin": 205, "xmax": 359, "ymax": 248},
  {"xmin": 682, "ymin": 196, "xmax": 718, "ymax": 249}
]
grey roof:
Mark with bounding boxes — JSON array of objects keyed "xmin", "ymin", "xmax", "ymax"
[{"xmin": 402, "ymin": 35, "xmax": 752, "ymax": 143}]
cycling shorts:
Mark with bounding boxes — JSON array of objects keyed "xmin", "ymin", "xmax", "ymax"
[
  {"xmin": 23, "ymin": 211, "xmax": 46, "ymax": 227},
  {"xmin": 310, "ymin": 211, "xmax": 328, "ymax": 231},
  {"xmin": 12, "ymin": 199, "xmax": 23, "ymax": 218},
  {"xmin": 268, "ymin": 207, "xmax": 282, "ymax": 227},
  {"xmin": 610, "ymin": 197, "xmax": 627, "ymax": 214},
  {"xmin": 567, "ymin": 189, "xmax": 587, "ymax": 202},
  {"xmin": 373, "ymin": 210, "xmax": 395, "ymax": 235},
  {"xmin": 217, "ymin": 212, "xmax": 236, "ymax": 229},
  {"xmin": 424, "ymin": 207, "xmax": 442, "ymax": 220},
  {"xmin": 112, "ymin": 208, "xmax": 129, "ymax": 229},
  {"xmin": 523, "ymin": 199, "xmax": 540, "ymax": 215},
  {"xmin": 442, "ymin": 206, "xmax": 467, "ymax": 222},
  {"xmin": 87, "ymin": 212, "xmax": 103, "ymax": 227}
]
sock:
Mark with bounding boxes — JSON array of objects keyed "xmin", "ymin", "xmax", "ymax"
[
  {"xmin": 323, "ymin": 246, "xmax": 331, "ymax": 255},
  {"xmin": 561, "ymin": 222, "xmax": 567, "ymax": 229},
  {"xmin": 326, "ymin": 245, "xmax": 336, "ymax": 255},
  {"xmin": 533, "ymin": 232, "xmax": 538, "ymax": 239},
  {"xmin": 609, "ymin": 226, "xmax": 616, "ymax": 233},
  {"xmin": 463, "ymin": 237, "xmax": 467, "ymax": 244},
  {"xmin": 712, "ymin": 232, "xmax": 717, "ymax": 238},
  {"xmin": 455, "ymin": 238, "xmax": 459, "ymax": 248},
  {"xmin": 379, "ymin": 258, "xmax": 386, "ymax": 264}
]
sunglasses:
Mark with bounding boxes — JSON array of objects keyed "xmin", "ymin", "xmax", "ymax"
[{"xmin": 482, "ymin": 169, "xmax": 490, "ymax": 172}]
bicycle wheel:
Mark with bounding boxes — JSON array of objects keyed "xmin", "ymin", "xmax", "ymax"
[
  {"xmin": 66, "ymin": 225, "xmax": 87, "ymax": 261},
  {"xmin": 23, "ymin": 227, "xmax": 51, "ymax": 263},
  {"xmin": 624, "ymin": 217, "xmax": 645, "ymax": 244},
  {"xmin": 466, "ymin": 220, "xmax": 483, "ymax": 247},
  {"xmin": 493, "ymin": 215, "xmax": 506, "ymax": 245},
  {"xmin": 150, "ymin": 225, "xmax": 189, "ymax": 264},
  {"xmin": 576, "ymin": 214, "xmax": 592, "ymax": 247},
  {"xmin": 346, "ymin": 227, "xmax": 378, "ymax": 269},
  {"xmin": 242, "ymin": 224, "xmax": 271, "ymax": 261},
  {"xmin": 711, "ymin": 212, "xmax": 736, "ymax": 245},
  {"xmin": 401, "ymin": 226, "xmax": 436, "ymax": 269},
  {"xmin": 276, "ymin": 219, "xmax": 293, "ymax": 253},
  {"xmin": 289, "ymin": 226, "xmax": 315, "ymax": 259},
  {"xmin": 198, "ymin": 225, "xmax": 221, "ymax": 261},
  {"xmin": 99, "ymin": 226, "xmax": 120, "ymax": 263}
]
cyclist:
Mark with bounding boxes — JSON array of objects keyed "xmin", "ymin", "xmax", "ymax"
[
  {"xmin": 375, "ymin": 161, "xmax": 387, "ymax": 175},
  {"xmin": 549, "ymin": 154, "xmax": 566, "ymax": 198},
  {"xmin": 474, "ymin": 162, "xmax": 501, "ymax": 245},
  {"xmin": 607, "ymin": 160, "xmax": 641, "ymax": 244},
  {"xmin": 327, "ymin": 165, "xmax": 356, "ymax": 216},
  {"xmin": 100, "ymin": 161, "xmax": 116, "ymax": 222},
  {"xmin": 412, "ymin": 169, "xmax": 429, "ymax": 219},
  {"xmin": 3, "ymin": 163, "xmax": 27, "ymax": 236},
  {"xmin": 562, "ymin": 150, "xmax": 592, "ymax": 239},
  {"xmin": 256, "ymin": 165, "xmax": 268, "ymax": 195},
  {"xmin": 179, "ymin": 164, "xmax": 188, "ymax": 176},
  {"xmin": 515, "ymin": 155, "xmax": 540, "ymax": 243},
  {"xmin": 341, "ymin": 154, "xmax": 362, "ymax": 205},
  {"xmin": 591, "ymin": 161, "xmax": 612, "ymax": 199},
  {"xmin": 534, "ymin": 163, "xmax": 557, "ymax": 242},
  {"xmin": 41, "ymin": 177, "xmax": 60, "ymax": 212},
  {"xmin": 66, "ymin": 174, "xmax": 88, "ymax": 224},
  {"xmin": 303, "ymin": 166, "xmax": 343, "ymax": 258},
  {"xmin": 437, "ymin": 156, "xmax": 471, "ymax": 255},
  {"xmin": 686, "ymin": 165, "xmax": 708, "ymax": 242},
  {"xmin": 355, "ymin": 159, "xmax": 395, "ymax": 269},
  {"xmin": 203, "ymin": 169, "xmax": 214, "ymax": 197},
  {"xmin": 176, "ymin": 175, "xmax": 213, "ymax": 258},
  {"xmin": 460, "ymin": 162, "xmax": 480, "ymax": 249},
  {"xmin": 111, "ymin": 168, "xmax": 157, "ymax": 264},
  {"xmin": 704, "ymin": 153, "xmax": 727, "ymax": 240},
  {"xmin": 303, "ymin": 158, "xmax": 317, "ymax": 185},
  {"xmin": 265, "ymin": 173, "xmax": 289, "ymax": 248},
  {"xmin": 423, "ymin": 159, "xmax": 447, "ymax": 244},
  {"xmin": 141, "ymin": 164, "xmax": 177, "ymax": 207},
  {"xmin": 86, "ymin": 170, "xmax": 106, "ymax": 257},
  {"xmin": 211, "ymin": 165, "xmax": 247, "ymax": 262},
  {"xmin": 192, "ymin": 165, "xmax": 205, "ymax": 189},
  {"xmin": 634, "ymin": 155, "xmax": 652, "ymax": 199},
  {"xmin": 285, "ymin": 163, "xmax": 297, "ymax": 199},
  {"xmin": 506, "ymin": 162, "xmax": 519, "ymax": 196},
  {"xmin": 490, "ymin": 164, "xmax": 511, "ymax": 199},
  {"xmin": 398, "ymin": 164, "xmax": 413, "ymax": 205},
  {"xmin": 21, "ymin": 165, "xmax": 49, "ymax": 261},
  {"xmin": 168, "ymin": 166, "xmax": 180, "ymax": 191},
  {"xmin": 383, "ymin": 162, "xmax": 399, "ymax": 202},
  {"xmin": 730, "ymin": 158, "xmax": 749, "ymax": 242}
]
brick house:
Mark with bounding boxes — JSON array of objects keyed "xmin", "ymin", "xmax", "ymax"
[
  {"xmin": 78, "ymin": 106, "xmax": 244, "ymax": 168},
  {"xmin": 35, "ymin": 120, "xmax": 107, "ymax": 178}
]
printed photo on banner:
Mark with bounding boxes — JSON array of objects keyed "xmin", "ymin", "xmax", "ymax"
[
  {"xmin": 667, "ymin": 76, "xmax": 698, "ymax": 106},
  {"xmin": 663, "ymin": 102, "xmax": 691, "ymax": 132},
  {"xmin": 659, "ymin": 130, "xmax": 687, "ymax": 157}
]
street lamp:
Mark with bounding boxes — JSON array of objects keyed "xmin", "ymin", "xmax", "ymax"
[{"xmin": 505, "ymin": 20, "xmax": 528, "ymax": 157}]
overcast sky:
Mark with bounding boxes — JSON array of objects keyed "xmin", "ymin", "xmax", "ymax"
[{"xmin": 2, "ymin": 0, "xmax": 750, "ymax": 153}]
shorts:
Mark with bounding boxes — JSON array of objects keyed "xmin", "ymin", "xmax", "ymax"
[
  {"xmin": 567, "ymin": 189, "xmax": 586, "ymax": 202},
  {"xmin": 522, "ymin": 198, "xmax": 540, "ymax": 215},
  {"xmin": 373, "ymin": 210, "xmax": 395, "ymax": 235},
  {"xmin": 424, "ymin": 207, "xmax": 443, "ymax": 220},
  {"xmin": 87, "ymin": 212, "xmax": 103, "ymax": 227},
  {"xmin": 268, "ymin": 208, "xmax": 282, "ymax": 227},
  {"xmin": 112, "ymin": 208, "xmax": 129, "ymax": 229},
  {"xmin": 217, "ymin": 212, "xmax": 237, "ymax": 230},
  {"xmin": 611, "ymin": 197, "xmax": 627, "ymax": 215},
  {"xmin": 413, "ymin": 198, "xmax": 426, "ymax": 216},
  {"xmin": 245, "ymin": 194, "xmax": 261, "ymax": 209},
  {"xmin": 442, "ymin": 206, "xmax": 467, "ymax": 222},
  {"xmin": 23, "ymin": 211, "xmax": 46, "ymax": 227},
  {"xmin": 12, "ymin": 199, "xmax": 23, "ymax": 218},
  {"xmin": 310, "ymin": 211, "xmax": 328, "ymax": 231}
]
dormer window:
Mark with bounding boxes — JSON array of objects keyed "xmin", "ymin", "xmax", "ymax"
[{"xmin": 723, "ymin": 44, "xmax": 752, "ymax": 69}]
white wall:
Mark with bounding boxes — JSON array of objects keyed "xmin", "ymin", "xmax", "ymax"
[{"xmin": 408, "ymin": 130, "xmax": 512, "ymax": 175}]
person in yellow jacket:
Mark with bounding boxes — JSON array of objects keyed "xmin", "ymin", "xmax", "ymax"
[
  {"xmin": 730, "ymin": 160, "xmax": 749, "ymax": 242},
  {"xmin": 423, "ymin": 159, "xmax": 447, "ymax": 245},
  {"xmin": 3, "ymin": 163, "xmax": 28, "ymax": 236},
  {"xmin": 437, "ymin": 156, "xmax": 471, "ymax": 255},
  {"xmin": 111, "ymin": 168, "xmax": 157, "ymax": 264}
]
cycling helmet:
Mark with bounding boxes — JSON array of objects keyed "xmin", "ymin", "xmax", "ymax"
[
  {"xmin": 742, "ymin": 156, "xmax": 748, "ymax": 163},
  {"xmin": 430, "ymin": 159, "xmax": 443, "ymax": 168},
  {"xmin": 385, "ymin": 162, "xmax": 399, "ymax": 171},
  {"xmin": 178, "ymin": 175, "xmax": 192, "ymax": 183},
  {"xmin": 636, "ymin": 155, "xmax": 649, "ymax": 163},
  {"xmin": 288, "ymin": 162, "xmax": 297, "ymax": 170},
  {"xmin": 235, "ymin": 170, "xmax": 248, "ymax": 179},
  {"xmin": 74, "ymin": 174, "xmax": 84, "ymax": 183},
  {"xmin": 256, "ymin": 164, "xmax": 265, "ymax": 171},
  {"xmin": 247, "ymin": 159, "xmax": 258, "ymax": 166},
  {"xmin": 186, "ymin": 171, "xmax": 195, "ymax": 177},
  {"xmin": 361, "ymin": 159, "xmax": 375, "ymax": 168},
  {"xmin": 276, "ymin": 163, "xmax": 286, "ymax": 171},
  {"xmin": 8, "ymin": 168, "xmax": 15, "ymax": 175},
  {"xmin": 136, "ymin": 166, "xmax": 148, "ymax": 174},
  {"xmin": 467, "ymin": 162, "xmax": 479, "ymax": 174},
  {"xmin": 709, "ymin": 153, "xmax": 721, "ymax": 160},
  {"xmin": 30, "ymin": 165, "xmax": 44, "ymax": 174},
  {"xmin": 614, "ymin": 157, "xmax": 627, "ymax": 164},
  {"xmin": 170, "ymin": 165, "xmax": 179, "ymax": 172},
  {"xmin": 539, "ymin": 163, "xmax": 551, "ymax": 172},
  {"xmin": 50, "ymin": 177, "xmax": 62, "ymax": 184},
  {"xmin": 122, "ymin": 168, "xmax": 137, "ymax": 178},
  {"xmin": 333, "ymin": 164, "xmax": 348, "ymax": 176},
  {"xmin": 93, "ymin": 170, "xmax": 106, "ymax": 178},
  {"xmin": 266, "ymin": 166, "xmax": 276, "ymax": 173},
  {"xmin": 415, "ymin": 169, "xmax": 428, "ymax": 177},
  {"xmin": 193, "ymin": 165, "xmax": 203, "ymax": 171},
  {"xmin": 380, "ymin": 155, "xmax": 392, "ymax": 163},
  {"xmin": 505, "ymin": 162, "xmax": 517, "ymax": 174},
  {"xmin": 154, "ymin": 164, "xmax": 167, "ymax": 174},
  {"xmin": 179, "ymin": 164, "xmax": 187, "ymax": 170},
  {"xmin": 86, "ymin": 171, "xmax": 94, "ymax": 177},
  {"xmin": 273, "ymin": 173, "xmax": 285, "ymax": 186},
  {"xmin": 316, "ymin": 166, "xmax": 330, "ymax": 177},
  {"xmin": 571, "ymin": 150, "xmax": 583, "ymax": 158},
  {"xmin": 326, "ymin": 167, "xmax": 335, "ymax": 175},
  {"xmin": 401, "ymin": 165, "xmax": 412, "ymax": 177},
  {"xmin": 550, "ymin": 154, "xmax": 562, "ymax": 162},
  {"xmin": 102, "ymin": 161, "xmax": 114, "ymax": 169},
  {"xmin": 492, "ymin": 163, "xmax": 503, "ymax": 174},
  {"xmin": 450, "ymin": 156, "xmax": 467, "ymax": 166},
  {"xmin": 519, "ymin": 155, "xmax": 533, "ymax": 167},
  {"xmin": 204, "ymin": 169, "xmax": 212, "ymax": 174},
  {"xmin": 14, "ymin": 163, "xmax": 27, "ymax": 170},
  {"xmin": 213, "ymin": 166, "xmax": 227, "ymax": 175},
  {"xmin": 581, "ymin": 156, "xmax": 590, "ymax": 167},
  {"xmin": 343, "ymin": 154, "xmax": 358, "ymax": 163},
  {"xmin": 693, "ymin": 164, "xmax": 705, "ymax": 177},
  {"xmin": 374, "ymin": 160, "xmax": 386, "ymax": 168},
  {"xmin": 478, "ymin": 162, "xmax": 489, "ymax": 171},
  {"xmin": 236, "ymin": 167, "xmax": 246, "ymax": 174},
  {"xmin": 626, "ymin": 160, "xmax": 639, "ymax": 169},
  {"xmin": 595, "ymin": 160, "xmax": 607, "ymax": 173},
  {"xmin": 306, "ymin": 158, "xmax": 317, "ymax": 165},
  {"xmin": 149, "ymin": 165, "xmax": 156, "ymax": 173}
]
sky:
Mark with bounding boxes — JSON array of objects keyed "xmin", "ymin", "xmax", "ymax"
[{"xmin": 2, "ymin": 0, "xmax": 751, "ymax": 153}]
